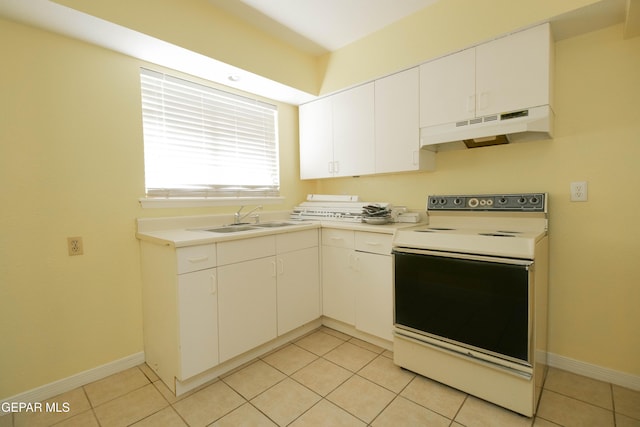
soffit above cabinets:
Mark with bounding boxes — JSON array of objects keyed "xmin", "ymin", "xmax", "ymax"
[
  {"xmin": 550, "ymin": 0, "xmax": 629, "ymax": 40},
  {"xmin": 0, "ymin": 0, "xmax": 317, "ymax": 105}
]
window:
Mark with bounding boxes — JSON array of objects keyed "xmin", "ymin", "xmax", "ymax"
[{"xmin": 139, "ymin": 68, "xmax": 280, "ymax": 200}]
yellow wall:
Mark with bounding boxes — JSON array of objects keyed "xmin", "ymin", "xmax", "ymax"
[
  {"xmin": 0, "ymin": 18, "xmax": 312, "ymax": 398},
  {"xmin": 317, "ymin": 24, "xmax": 640, "ymax": 375}
]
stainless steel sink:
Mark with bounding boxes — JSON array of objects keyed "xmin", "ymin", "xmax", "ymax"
[
  {"xmin": 252, "ymin": 222, "xmax": 296, "ymax": 228},
  {"xmin": 204, "ymin": 225, "xmax": 255, "ymax": 233},
  {"xmin": 202, "ymin": 221, "xmax": 298, "ymax": 233}
]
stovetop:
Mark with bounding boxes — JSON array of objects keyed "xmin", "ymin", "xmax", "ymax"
[{"xmin": 393, "ymin": 193, "xmax": 548, "ymax": 259}]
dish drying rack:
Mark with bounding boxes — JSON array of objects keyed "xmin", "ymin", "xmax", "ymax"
[{"xmin": 289, "ymin": 195, "xmax": 396, "ymax": 223}]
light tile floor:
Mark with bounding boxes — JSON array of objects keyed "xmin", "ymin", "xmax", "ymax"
[{"xmin": 3, "ymin": 327, "xmax": 639, "ymax": 427}]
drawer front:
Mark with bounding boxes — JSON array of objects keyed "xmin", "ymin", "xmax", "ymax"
[
  {"xmin": 177, "ymin": 244, "xmax": 217, "ymax": 274},
  {"xmin": 321, "ymin": 228, "xmax": 354, "ymax": 249},
  {"xmin": 276, "ymin": 229, "xmax": 319, "ymax": 254},
  {"xmin": 217, "ymin": 235, "xmax": 276, "ymax": 266},
  {"xmin": 355, "ymin": 231, "xmax": 393, "ymax": 255}
]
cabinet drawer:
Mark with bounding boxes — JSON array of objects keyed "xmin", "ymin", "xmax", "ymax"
[
  {"xmin": 217, "ymin": 235, "xmax": 275, "ymax": 266},
  {"xmin": 355, "ymin": 232, "xmax": 393, "ymax": 255},
  {"xmin": 321, "ymin": 229, "xmax": 354, "ymax": 249},
  {"xmin": 276, "ymin": 229, "xmax": 318, "ymax": 253},
  {"xmin": 177, "ymin": 244, "xmax": 217, "ymax": 274}
]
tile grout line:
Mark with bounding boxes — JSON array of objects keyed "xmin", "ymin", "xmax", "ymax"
[
  {"xmin": 450, "ymin": 394, "xmax": 469, "ymax": 427},
  {"xmin": 610, "ymin": 382, "xmax": 617, "ymax": 427}
]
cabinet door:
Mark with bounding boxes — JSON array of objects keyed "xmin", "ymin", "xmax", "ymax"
[
  {"xmin": 322, "ymin": 246, "xmax": 357, "ymax": 325},
  {"xmin": 420, "ymin": 48, "xmax": 476, "ymax": 127},
  {"xmin": 277, "ymin": 247, "xmax": 320, "ymax": 335},
  {"xmin": 299, "ymin": 97, "xmax": 334, "ymax": 179},
  {"xmin": 332, "ymin": 83, "xmax": 375, "ymax": 177},
  {"xmin": 375, "ymin": 68, "xmax": 421, "ymax": 173},
  {"xmin": 476, "ymin": 24, "xmax": 552, "ymax": 116},
  {"xmin": 177, "ymin": 268, "xmax": 218, "ymax": 379},
  {"xmin": 218, "ymin": 257, "xmax": 277, "ymax": 362},
  {"xmin": 355, "ymin": 252, "xmax": 393, "ymax": 341}
]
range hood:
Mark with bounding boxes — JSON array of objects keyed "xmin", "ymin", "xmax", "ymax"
[{"xmin": 420, "ymin": 105, "xmax": 554, "ymax": 151}]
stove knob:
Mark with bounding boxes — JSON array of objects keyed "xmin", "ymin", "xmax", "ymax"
[
  {"xmin": 530, "ymin": 196, "xmax": 539, "ymax": 204},
  {"xmin": 498, "ymin": 197, "xmax": 508, "ymax": 205},
  {"xmin": 439, "ymin": 198, "xmax": 447, "ymax": 205},
  {"xmin": 518, "ymin": 197, "xmax": 527, "ymax": 204},
  {"xmin": 453, "ymin": 198, "xmax": 463, "ymax": 205},
  {"xmin": 429, "ymin": 197, "xmax": 438, "ymax": 206},
  {"xmin": 468, "ymin": 198, "xmax": 479, "ymax": 208}
]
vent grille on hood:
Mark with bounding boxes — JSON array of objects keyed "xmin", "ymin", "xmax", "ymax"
[{"xmin": 421, "ymin": 105, "xmax": 553, "ymax": 151}]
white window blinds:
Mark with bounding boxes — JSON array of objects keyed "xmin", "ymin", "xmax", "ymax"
[{"xmin": 140, "ymin": 68, "xmax": 280, "ymax": 198}]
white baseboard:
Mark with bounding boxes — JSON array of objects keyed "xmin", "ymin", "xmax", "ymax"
[
  {"xmin": 1, "ymin": 352, "xmax": 145, "ymax": 414},
  {"xmin": 547, "ymin": 352, "xmax": 640, "ymax": 391}
]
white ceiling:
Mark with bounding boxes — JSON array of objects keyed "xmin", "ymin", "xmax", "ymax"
[{"xmin": 208, "ymin": 0, "xmax": 440, "ymax": 55}]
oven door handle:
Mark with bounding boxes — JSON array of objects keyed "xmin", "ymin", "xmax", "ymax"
[{"xmin": 392, "ymin": 247, "xmax": 534, "ymax": 267}]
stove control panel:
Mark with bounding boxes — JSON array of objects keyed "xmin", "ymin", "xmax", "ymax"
[{"xmin": 427, "ymin": 193, "xmax": 546, "ymax": 212}]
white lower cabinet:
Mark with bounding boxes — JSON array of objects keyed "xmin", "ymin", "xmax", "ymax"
[
  {"xmin": 218, "ymin": 256, "xmax": 277, "ymax": 362},
  {"xmin": 141, "ymin": 228, "xmax": 320, "ymax": 394},
  {"xmin": 354, "ymin": 232, "xmax": 393, "ymax": 341},
  {"xmin": 322, "ymin": 245, "xmax": 358, "ymax": 325},
  {"xmin": 321, "ymin": 229, "xmax": 357, "ymax": 325},
  {"xmin": 177, "ymin": 268, "xmax": 219, "ymax": 379},
  {"xmin": 140, "ymin": 241, "xmax": 218, "ymax": 391},
  {"xmin": 217, "ymin": 230, "xmax": 320, "ymax": 362},
  {"xmin": 277, "ymin": 246, "xmax": 320, "ymax": 335},
  {"xmin": 321, "ymin": 229, "xmax": 394, "ymax": 341},
  {"xmin": 354, "ymin": 251, "xmax": 393, "ymax": 341}
]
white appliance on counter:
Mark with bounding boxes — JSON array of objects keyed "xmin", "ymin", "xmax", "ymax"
[
  {"xmin": 290, "ymin": 194, "xmax": 394, "ymax": 223},
  {"xmin": 392, "ymin": 193, "xmax": 549, "ymax": 417}
]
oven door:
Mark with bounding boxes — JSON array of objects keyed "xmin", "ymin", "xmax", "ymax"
[{"xmin": 393, "ymin": 248, "xmax": 534, "ymax": 366}]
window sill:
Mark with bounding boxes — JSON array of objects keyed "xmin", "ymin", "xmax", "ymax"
[{"xmin": 139, "ymin": 196, "xmax": 285, "ymax": 209}]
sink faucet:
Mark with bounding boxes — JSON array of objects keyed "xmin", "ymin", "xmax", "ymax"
[{"xmin": 234, "ymin": 205, "xmax": 262, "ymax": 224}]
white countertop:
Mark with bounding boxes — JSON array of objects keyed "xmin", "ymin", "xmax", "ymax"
[
  {"xmin": 136, "ymin": 212, "xmax": 423, "ymax": 247},
  {"xmin": 136, "ymin": 221, "xmax": 320, "ymax": 247}
]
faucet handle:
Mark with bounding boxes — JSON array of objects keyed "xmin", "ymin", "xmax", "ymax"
[{"xmin": 233, "ymin": 206, "xmax": 244, "ymax": 224}]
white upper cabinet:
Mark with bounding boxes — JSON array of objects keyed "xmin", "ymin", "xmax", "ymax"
[
  {"xmin": 420, "ymin": 23, "xmax": 553, "ymax": 128},
  {"xmin": 332, "ymin": 83, "xmax": 375, "ymax": 177},
  {"xmin": 420, "ymin": 48, "xmax": 476, "ymax": 127},
  {"xmin": 299, "ymin": 83, "xmax": 374, "ymax": 179},
  {"xmin": 299, "ymin": 96, "xmax": 333, "ymax": 179},
  {"xmin": 476, "ymin": 23, "xmax": 552, "ymax": 116},
  {"xmin": 375, "ymin": 68, "xmax": 434, "ymax": 173}
]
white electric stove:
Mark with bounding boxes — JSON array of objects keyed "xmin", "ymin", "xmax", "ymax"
[{"xmin": 392, "ymin": 193, "xmax": 549, "ymax": 417}]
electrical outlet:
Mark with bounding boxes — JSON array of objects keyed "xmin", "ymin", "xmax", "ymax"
[
  {"xmin": 67, "ymin": 237, "xmax": 83, "ymax": 256},
  {"xmin": 570, "ymin": 181, "xmax": 588, "ymax": 202}
]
